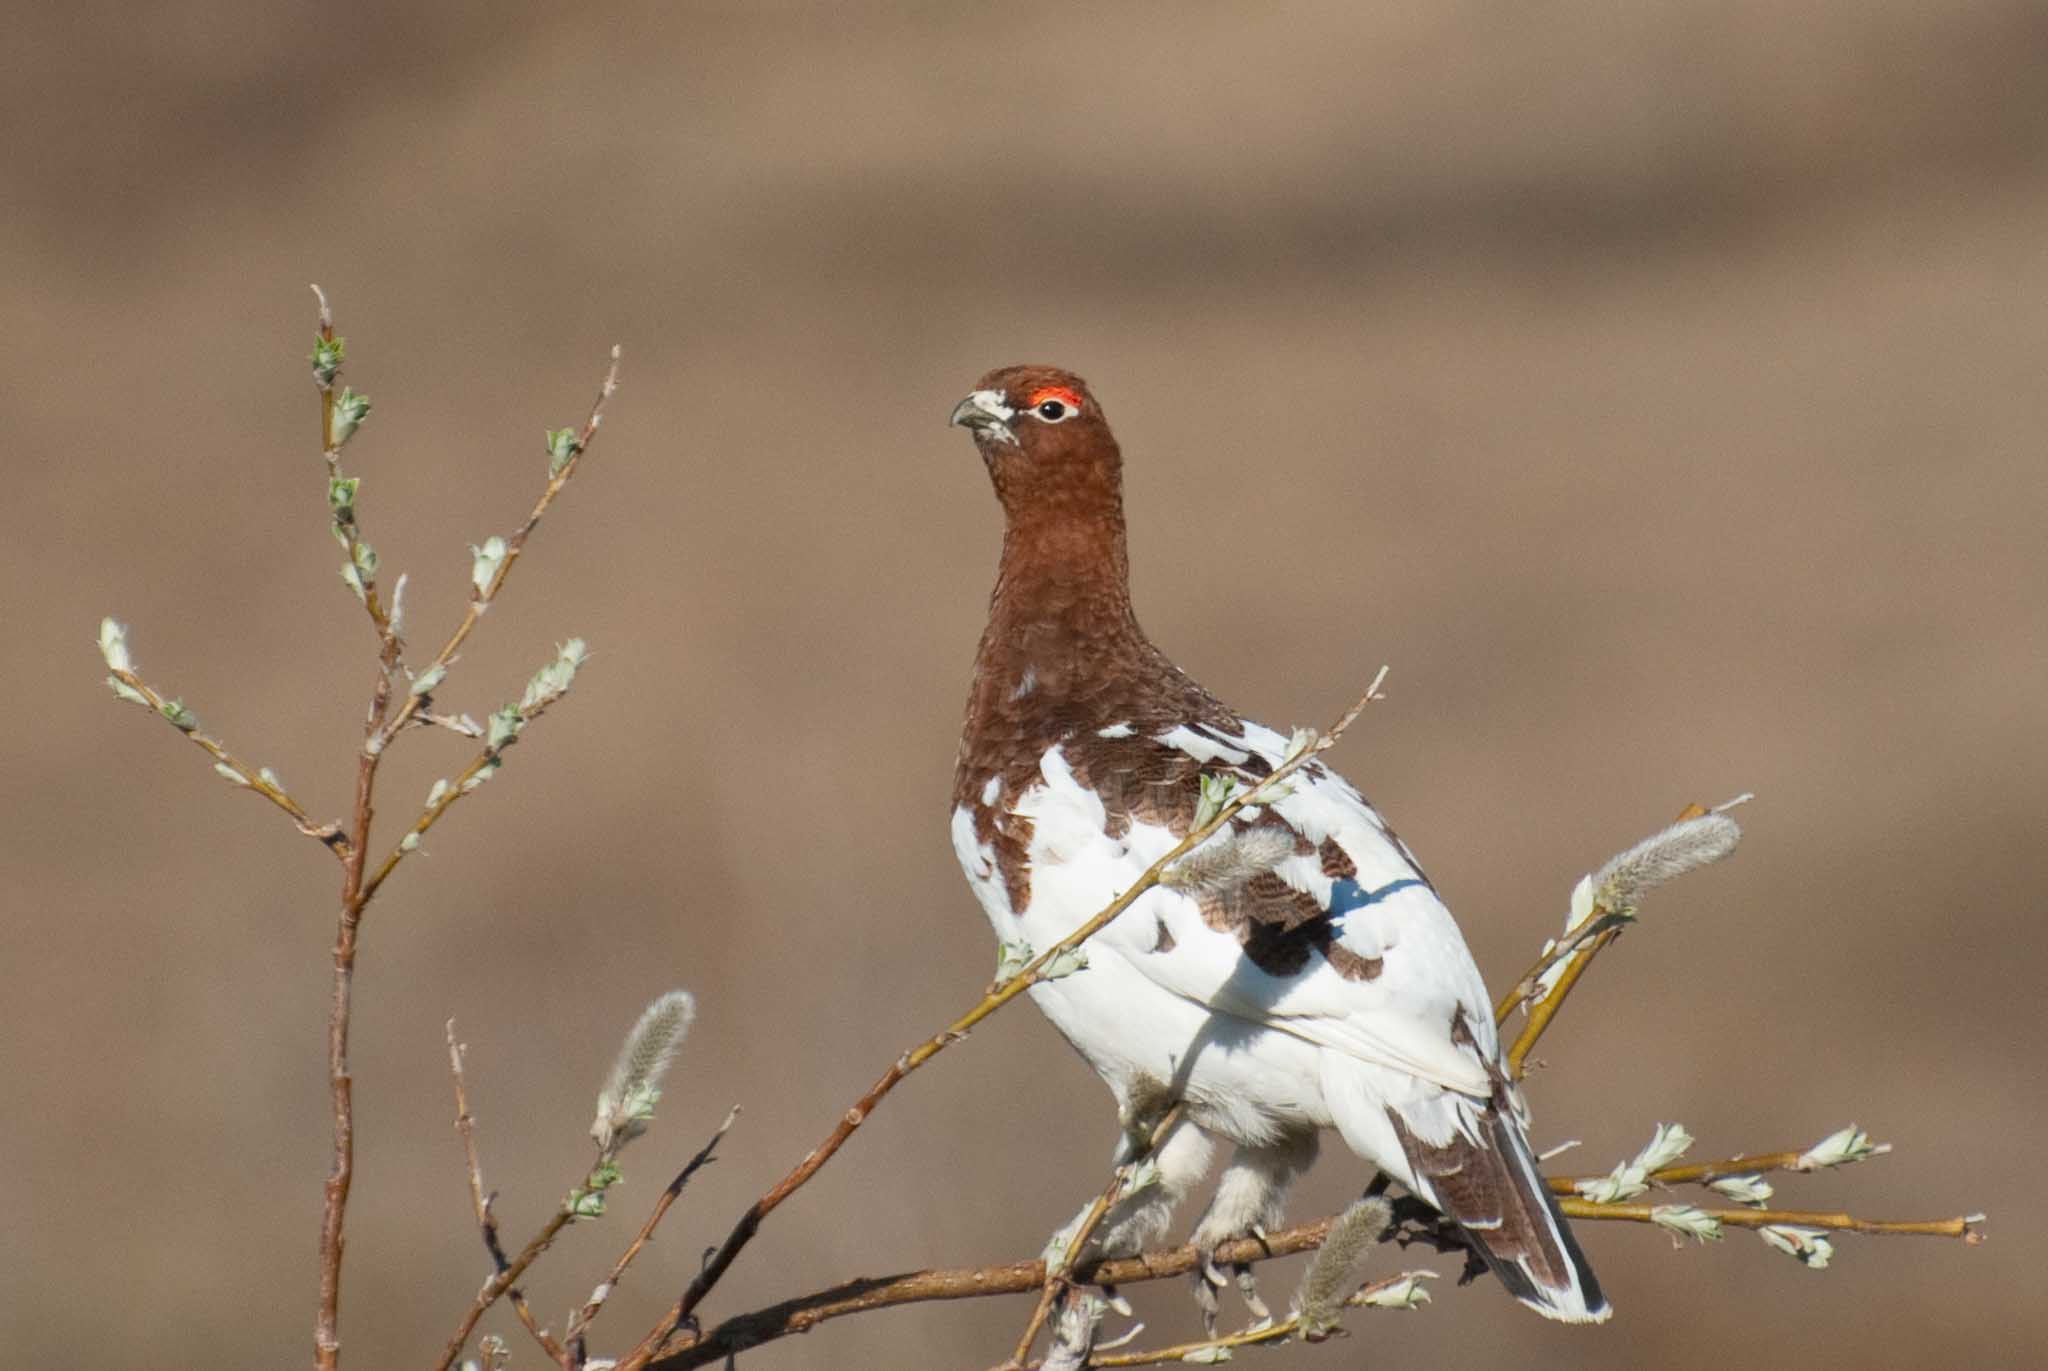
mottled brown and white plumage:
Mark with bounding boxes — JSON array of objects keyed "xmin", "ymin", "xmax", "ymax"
[{"xmin": 948, "ymin": 365, "xmax": 1608, "ymax": 1324}]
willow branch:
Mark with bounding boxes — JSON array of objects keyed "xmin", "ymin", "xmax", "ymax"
[
  {"xmin": 643, "ymin": 1129, "xmax": 1978, "ymax": 1370},
  {"xmin": 1493, "ymin": 802, "xmax": 1713, "ymax": 1077},
  {"xmin": 378, "ymin": 346, "xmax": 620, "ymax": 747},
  {"xmin": 1503, "ymin": 925, "xmax": 1621, "ymax": 1077},
  {"xmin": 316, "ymin": 603, "xmax": 402, "ymax": 1371},
  {"xmin": 310, "ymin": 280, "xmax": 413, "ymax": 1369},
  {"xmin": 308, "ymin": 296, "xmax": 618, "ymax": 1371},
  {"xmin": 1022, "ymin": 1270, "xmax": 1436, "ymax": 1370},
  {"xmin": 1005, "ymin": 1105, "xmax": 1186, "ymax": 1369},
  {"xmin": 432, "ymin": 1036, "xmax": 710, "ymax": 1371},
  {"xmin": 617, "ymin": 673, "xmax": 1390, "ymax": 1371},
  {"xmin": 313, "ymin": 283, "xmax": 334, "ymax": 446},
  {"xmin": 648, "ymin": 1220, "xmax": 1343, "ymax": 1370},
  {"xmin": 563, "ymin": 1107, "xmax": 741, "ymax": 1347},
  {"xmin": 445, "ymin": 1025, "xmax": 502, "ymax": 1262},
  {"xmin": 445, "ymin": 1023, "xmax": 573, "ymax": 1368},
  {"xmin": 314, "ymin": 285, "xmax": 394, "ymax": 641},
  {"xmin": 433, "ymin": 1203, "xmax": 578, "ymax": 1371},
  {"xmin": 1557, "ymin": 1198, "xmax": 1986, "ymax": 1240},
  {"xmin": 103, "ymin": 665, "xmax": 349, "ymax": 854},
  {"xmin": 360, "ymin": 688, "xmax": 577, "ymax": 902},
  {"xmin": 1548, "ymin": 1143, "xmax": 1870, "ymax": 1194},
  {"xmin": 507, "ymin": 1294, "xmax": 570, "ymax": 1370}
]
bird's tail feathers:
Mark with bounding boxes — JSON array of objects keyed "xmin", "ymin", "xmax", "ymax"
[{"xmin": 1392, "ymin": 1091, "xmax": 1610, "ymax": 1323}]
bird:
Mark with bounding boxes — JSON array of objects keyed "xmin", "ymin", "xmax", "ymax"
[{"xmin": 947, "ymin": 364, "xmax": 1609, "ymax": 1327}]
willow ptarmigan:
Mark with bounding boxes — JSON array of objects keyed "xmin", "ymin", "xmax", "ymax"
[{"xmin": 948, "ymin": 365, "xmax": 1608, "ymax": 1325}]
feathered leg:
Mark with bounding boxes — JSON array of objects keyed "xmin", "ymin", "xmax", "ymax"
[{"xmin": 1187, "ymin": 1130, "xmax": 1319, "ymax": 1333}]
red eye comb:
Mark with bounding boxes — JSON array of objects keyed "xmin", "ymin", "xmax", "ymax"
[{"xmin": 1026, "ymin": 385, "xmax": 1084, "ymax": 411}]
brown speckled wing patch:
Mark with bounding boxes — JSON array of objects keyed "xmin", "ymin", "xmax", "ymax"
[{"xmin": 1064, "ymin": 735, "xmax": 1384, "ymax": 983}]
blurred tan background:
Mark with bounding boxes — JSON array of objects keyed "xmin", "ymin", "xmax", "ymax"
[{"xmin": 5, "ymin": 2, "xmax": 2043, "ymax": 1367}]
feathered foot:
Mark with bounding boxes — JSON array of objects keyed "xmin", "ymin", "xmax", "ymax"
[{"xmin": 1186, "ymin": 1133, "xmax": 1317, "ymax": 1334}]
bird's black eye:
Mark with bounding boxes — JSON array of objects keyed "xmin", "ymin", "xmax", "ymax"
[{"xmin": 1037, "ymin": 400, "xmax": 1067, "ymax": 420}]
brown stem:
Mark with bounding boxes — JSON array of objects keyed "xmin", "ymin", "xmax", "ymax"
[
  {"xmin": 360, "ymin": 689, "xmax": 574, "ymax": 903},
  {"xmin": 313, "ymin": 287, "xmax": 394, "ymax": 641},
  {"xmin": 615, "ymin": 680, "xmax": 1387, "ymax": 1371},
  {"xmin": 1005, "ymin": 1106, "xmax": 1185, "ymax": 1369},
  {"xmin": 1548, "ymin": 1146, "xmax": 1826, "ymax": 1195},
  {"xmin": 445, "ymin": 1025, "xmax": 495, "ymax": 1246},
  {"xmin": 315, "ymin": 338, "xmax": 617, "ymax": 1371},
  {"xmin": 508, "ymin": 1291, "xmax": 571, "ymax": 1369},
  {"xmin": 564, "ymin": 1107, "xmax": 741, "ymax": 1347},
  {"xmin": 1025, "ymin": 1269, "xmax": 1434, "ymax": 1370},
  {"xmin": 639, "ymin": 1170, "xmax": 1979, "ymax": 1371},
  {"xmin": 379, "ymin": 347, "xmax": 620, "ymax": 747},
  {"xmin": 648, "ymin": 1221, "xmax": 1342, "ymax": 1370},
  {"xmin": 315, "ymin": 649, "xmax": 395, "ymax": 1370},
  {"xmin": 434, "ymin": 1207, "xmax": 578, "ymax": 1371},
  {"xmin": 107, "ymin": 665, "xmax": 348, "ymax": 854},
  {"xmin": 444, "ymin": 1023, "xmax": 574, "ymax": 1370}
]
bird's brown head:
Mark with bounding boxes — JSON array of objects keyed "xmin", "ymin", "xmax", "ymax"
[{"xmin": 950, "ymin": 365, "xmax": 1122, "ymax": 527}]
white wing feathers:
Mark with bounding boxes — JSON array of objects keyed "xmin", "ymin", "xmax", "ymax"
[{"xmin": 1013, "ymin": 727, "xmax": 1500, "ymax": 1105}]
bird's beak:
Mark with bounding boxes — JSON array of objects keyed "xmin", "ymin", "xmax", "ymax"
[{"xmin": 950, "ymin": 389, "xmax": 1016, "ymax": 445}]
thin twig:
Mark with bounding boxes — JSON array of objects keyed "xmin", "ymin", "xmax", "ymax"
[
  {"xmin": 361, "ymin": 687, "xmax": 578, "ymax": 901},
  {"xmin": 1503, "ymin": 924, "xmax": 1623, "ymax": 1077},
  {"xmin": 445, "ymin": 1022, "xmax": 573, "ymax": 1368},
  {"xmin": 104, "ymin": 665, "xmax": 348, "ymax": 853},
  {"xmin": 446, "ymin": 1024, "xmax": 498, "ymax": 1256},
  {"xmin": 647, "ymin": 1221, "xmax": 1342, "ymax": 1370},
  {"xmin": 1557, "ymin": 1197, "xmax": 1986, "ymax": 1240},
  {"xmin": 617, "ymin": 676, "xmax": 1390, "ymax": 1371},
  {"xmin": 314, "ymin": 292, "xmax": 394, "ymax": 641},
  {"xmin": 315, "ymin": 619, "xmax": 401, "ymax": 1371},
  {"xmin": 1548, "ymin": 1144, "xmax": 1859, "ymax": 1194},
  {"xmin": 564, "ymin": 1107, "xmax": 741, "ymax": 1347},
  {"xmin": 379, "ymin": 345, "xmax": 621, "ymax": 749},
  {"xmin": 1026, "ymin": 1270, "xmax": 1436, "ymax": 1370},
  {"xmin": 434, "ymin": 1205, "xmax": 579, "ymax": 1371},
  {"xmin": 508, "ymin": 1291, "xmax": 571, "ymax": 1369},
  {"xmin": 1005, "ymin": 1106, "xmax": 1186, "ymax": 1368},
  {"xmin": 412, "ymin": 710, "xmax": 486, "ymax": 738},
  {"xmin": 312, "ymin": 284, "xmax": 336, "ymax": 456},
  {"xmin": 1492, "ymin": 802, "xmax": 1711, "ymax": 1077},
  {"xmin": 351, "ymin": 350, "xmax": 620, "ymax": 908}
]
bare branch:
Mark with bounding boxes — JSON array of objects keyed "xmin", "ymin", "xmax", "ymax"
[
  {"xmin": 565, "ymin": 1107, "xmax": 740, "ymax": 1347},
  {"xmin": 639, "ymin": 1169, "xmax": 1978, "ymax": 1371},
  {"xmin": 361, "ymin": 683, "xmax": 581, "ymax": 902},
  {"xmin": 306, "ymin": 301, "xmax": 621, "ymax": 1371},
  {"xmin": 100, "ymin": 656, "xmax": 348, "ymax": 855},
  {"xmin": 433, "ymin": 1202, "xmax": 578, "ymax": 1371},
  {"xmin": 377, "ymin": 346, "xmax": 622, "ymax": 749},
  {"xmin": 445, "ymin": 1023, "xmax": 574, "ymax": 1368},
  {"xmin": 646, "ymin": 1221, "xmax": 1339, "ymax": 1369},
  {"xmin": 507, "ymin": 1292, "xmax": 571, "ymax": 1370},
  {"xmin": 1557, "ymin": 1197, "xmax": 1986, "ymax": 1240},
  {"xmin": 1548, "ymin": 1132, "xmax": 1887, "ymax": 1196},
  {"xmin": 1024, "ymin": 1269, "xmax": 1436, "ymax": 1370},
  {"xmin": 1005, "ymin": 1105, "xmax": 1186, "ymax": 1368}
]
